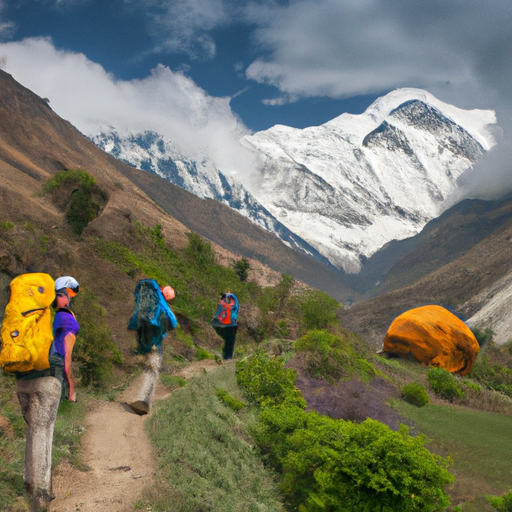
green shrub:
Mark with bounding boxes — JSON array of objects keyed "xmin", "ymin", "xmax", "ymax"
[
  {"xmin": 292, "ymin": 289, "xmax": 340, "ymax": 331},
  {"xmin": 236, "ymin": 350, "xmax": 306, "ymax": 409},
  {"xmin": 160, "ymin": 374, "xmax": 186, "ymax": 389},
  {"xmin": 72, "ymin": 290, "xmax": 123, "ymax": 388},
  {"xmin": 66, "ymin": 188, "xmax": 101, "ymax": 235},
  {"xmin": 401, "ymin": 382, "xmax": 429, "ymax": 407},
  {"xmin": 487, "ymin": 489, "xmax": 512, "ymax": 511},
  {"xmin": 472, "ymin": 326, "xmax": 494, "ymax": 347},
  {"xmin": 427, "ymin": 367, "xmax": 465, "ymax": 401},
  {"xmin": 196, "ymin": 346, "xmax": 215, "ymax": 360},
  {"xmin": 256, "ymin": 274, "xmax": 295, "ymax": 339},
  {"xmin": 0, "ymin": 221, "xmax": 14, "ymax": 231},
  {"xmin": 471, "ymin": 355, "xmax": 512, "ymax": 398},
  {"xmin": 294, "ymin": 329, "xmax": 377, "ymax": 382},
  {"xmin": 462, "ymin": 380, "xmax": 482, "ymax": 393},
  {"xmin": 253, "ymin": 406, "xmax": 454, "ymax": 512},
  {"xmin": 294, "ymin": 329, "xmax": 340, "ymax": 353},
  {"xmin": 185, "ymin": 232, "xmax": 215, "ymax": 268},
  {"xmin": 43, "ymin": 169, "xmax": 108, "ymax": 235},
  {"xmin": 232, "ymin": 258, "xmax": 250, "ymax": 282}
]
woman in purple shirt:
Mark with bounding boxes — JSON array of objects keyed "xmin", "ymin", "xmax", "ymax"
[{"xmin": 50, "ymin": 276, "xmax": 80, "ymax": 402}]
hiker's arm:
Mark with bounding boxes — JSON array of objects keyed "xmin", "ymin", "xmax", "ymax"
[{"xmin": 64, "ymin": 332, "xmax": 77, "ymax": 402}]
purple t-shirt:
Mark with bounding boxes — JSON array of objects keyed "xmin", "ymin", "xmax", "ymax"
[{"xmin": 50, "ymin": 309, "xmax": 80, "ymax": 358}]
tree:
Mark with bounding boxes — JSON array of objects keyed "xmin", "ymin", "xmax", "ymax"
[{"xmin": 232, "ymin": 257, "xmax": 250, "ymax": 281}]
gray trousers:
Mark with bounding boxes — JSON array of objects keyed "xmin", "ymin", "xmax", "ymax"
[{"xmin": 17, "ymin": 376, "xmax": 61, "ymax": 511}]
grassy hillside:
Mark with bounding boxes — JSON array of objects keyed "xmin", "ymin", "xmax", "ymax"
[{"xmin": 3, "ymin": 208, "xmax": 512, "ymax": 510}]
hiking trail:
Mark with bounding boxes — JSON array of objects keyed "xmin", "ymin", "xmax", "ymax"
[{"xmin": 50, "ymin": 359, "xmax": 220, "ymax": 512}]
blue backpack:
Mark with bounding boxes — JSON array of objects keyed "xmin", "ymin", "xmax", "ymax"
[{"xmin": 127, "ymin": 279, "xmax": 177, "ymax": 354}]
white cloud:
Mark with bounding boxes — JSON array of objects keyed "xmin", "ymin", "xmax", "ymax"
[
  {"xmin": 0, "ymin": 37, "xmax": 254, "ymax": 174},
  {"xmin": 131, "ymin": 0, "xmax": 234, "ymax": 60},
  {"xmin": 242, "ymin": 0, "xmax": 512, "ymax": 113},
  {"xmin": 245, "ymin": 0, "xmax": 472, "ymax": 99}
]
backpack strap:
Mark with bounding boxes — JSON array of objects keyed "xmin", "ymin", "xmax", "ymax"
[{"xmin": 21, "ymin": 307, "xmax": 48, "ymax": 317}]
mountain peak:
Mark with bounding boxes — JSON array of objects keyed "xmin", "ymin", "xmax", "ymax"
[{"xmin": 91, "ymin": 87, "xmax": 498, "ymax": 275}]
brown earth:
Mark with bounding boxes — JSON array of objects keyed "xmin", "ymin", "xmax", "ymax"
[{"xmin": 50, "ymin": 359, "xmax": 220, "ymax": 512}]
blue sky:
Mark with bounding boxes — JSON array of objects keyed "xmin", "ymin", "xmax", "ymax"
[
  {"xmin": 0, "ymin": 0, "xmax": 384, "ymax": 132},
  {"xmin": 1, "ymin": 0, "xmax": 512, "ymax": 193}
]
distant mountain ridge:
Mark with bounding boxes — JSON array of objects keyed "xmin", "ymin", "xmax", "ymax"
[
  {"xmin": 91, "ymin": 88, "xmax": 497, "ymax": 274},
  {"xmin": 91, "ymin": 130, "xmax": 330, "ymax": 264}
]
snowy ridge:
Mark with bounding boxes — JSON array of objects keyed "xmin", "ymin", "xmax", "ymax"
[
  {"xmin": 240, "ymin": 89, "xmax": 497, "ymax": 273},
  {"xmin": 91, "ymin": 88, "xmax": 498, "ymax": 275},
  {"xmin": 91, "ymin": 129, "xmax": 332, "ymax": 264}
]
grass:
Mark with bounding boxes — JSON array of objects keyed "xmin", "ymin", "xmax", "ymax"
[
  {"xmin": 397, "ymin": 400, "xmax": 512, "ymax": 511},
  {"xmin": 52, "ymin": 398, "xmax": 88, "ymax": 470},
  {"xmin": 139, "ymin": 364, "xmax": 285, "ymax": 512}
]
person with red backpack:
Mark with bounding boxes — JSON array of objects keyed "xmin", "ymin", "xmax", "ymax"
[{"xmin": 211, "ymin": 292, "xmax": 239, "ymax": 360}]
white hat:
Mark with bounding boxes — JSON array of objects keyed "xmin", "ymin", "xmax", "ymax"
[{"xmin": 55, "ymin": 276, "xmax": 80, "ymax": 292}]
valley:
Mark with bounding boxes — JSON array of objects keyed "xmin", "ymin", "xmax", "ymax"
[{"xmin": 2, "ymin": 69, "xmax": 512, "ymax": 511}]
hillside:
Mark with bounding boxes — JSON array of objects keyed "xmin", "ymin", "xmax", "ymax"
[
  {"xmin": 0, "ymin": 69, "xmax": 359, "ymax": 306},
  {"xmin": 3, "ymin": 69, "xmax": 512, "ymax": 512},
  {"xmin": 342, "ymin": 195, "xmax": 512, "ymax": 349}
]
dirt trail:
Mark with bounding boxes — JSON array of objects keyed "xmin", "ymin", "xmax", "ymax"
[{"xmin": 50, "ymin": 359, "xmax": 220, "ymax": 512}]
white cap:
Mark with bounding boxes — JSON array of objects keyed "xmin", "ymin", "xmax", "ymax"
[{"xmin": 55, "ymin": 276, "xmax": 79, "ymax": 291}]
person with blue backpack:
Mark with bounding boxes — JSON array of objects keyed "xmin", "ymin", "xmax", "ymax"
[
  {"xmin": 126, "ymin": 279, "xmax": 177, "ymax": 415},
  {"xmin": 212, "ymin": 292, "xmax": 239, "ymax": 360}
]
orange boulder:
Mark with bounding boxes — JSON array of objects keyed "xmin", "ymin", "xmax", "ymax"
[{"xmin": 382, "ymin": 305, "xmax": 479, "ymax": 375}]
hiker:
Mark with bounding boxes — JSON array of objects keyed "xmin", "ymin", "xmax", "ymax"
[
  {"xmin": 49, "ymin": 276, "xmax": 80, "ymax": 402},
  {"xmin": 0, "ymin": 273, "xmax": 79, "ymax": 510},
  {"xmin": 127, "ymin": 279, "xmax": 177, "ymax": 414},
  {"xmin": 212, "ymin": 292, "xmax": 239, "ymax": 360}
]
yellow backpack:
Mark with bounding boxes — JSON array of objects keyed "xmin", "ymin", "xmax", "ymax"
[{"xmin": 0, "ymin": 273, "xmax": 55, "ymax": 373}]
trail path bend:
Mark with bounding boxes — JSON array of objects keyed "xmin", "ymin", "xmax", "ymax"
[{"xmin": 50, "ymin": 359, "xmax": 220, "ymax": 512}]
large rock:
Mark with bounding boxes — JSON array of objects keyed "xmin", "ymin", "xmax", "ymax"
[{"xmin": 382, "ymin": 305, "xmax": 479, "ymax": 375}]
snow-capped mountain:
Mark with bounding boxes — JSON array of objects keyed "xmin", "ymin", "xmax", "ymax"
[
  {"xmin": 241, "ymin": 88, "xmax": 497, "ymax": 272},
  {"xmin": 91, "ymin": 88, "xmax": 497, "ymax": 274},
  {"xmin": 91, "ymin": 130, "xmax": 332, "ymax": 264}
]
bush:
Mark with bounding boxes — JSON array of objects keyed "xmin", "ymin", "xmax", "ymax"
[
  {"xmin": 72, "ymin": 290, "xmax": 123, "ymax": 388},
  {"xmin": 472, "ymin": 326, "xmax": 494, "ymax": 347},
  {"xmin": 215, "ymin": 388, "xmax": 246, "ymax": 412},
  {"xmin": 401, "ymin": 382, "xmax": 429, "ymax": 407},
  {"xmin": 294, "ymin": 329, "xmax": 378, "ymax": 382},
  {"xmin": 292, "ymin": 289, "xmax": 340, "ymax": 331},
  {"xmin": 427, "ymin": 367, "xmax": 466, "ymax": 401},
  {"xmin": 185, "ymin": 232, "xmax": 215, "ymax": 268},
  {"xmin": 256, "ymin": 273, "xmax": 295, "ymax": 338},
  {"xmin": 471, "ymin": 355, "xmax": 512, "ymax": 398},
  {"xmin": 236, "ymin": 350, "xmax": 306, "ymax": 409},
  {"xmin": 43, "ymin": 169, "xmax": 108, "ymax": 235},
  {"xmin": 487, "ymin": 489, "xmax": 512, "ymax": 511},
  {"xmin": 251, "ymin": 404, "xmax": 453, "ymax": 512},
  {"xmin": 232, "ymin": 258, "xmax": 250, "ymax": 282}
]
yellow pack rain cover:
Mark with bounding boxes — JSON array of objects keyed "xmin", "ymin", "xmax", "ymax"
[{"xmin": 0, "ymin": 273, "xmax": 55, "ymax": 372}]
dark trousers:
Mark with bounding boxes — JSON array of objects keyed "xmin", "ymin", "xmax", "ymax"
[{"xmin": 216, "ymin": 326, "xmax": 237, "ymax": 359}]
